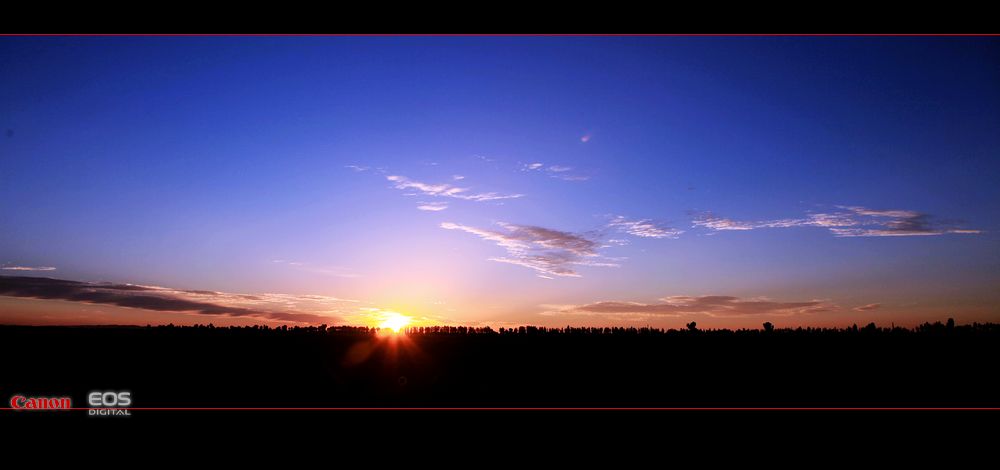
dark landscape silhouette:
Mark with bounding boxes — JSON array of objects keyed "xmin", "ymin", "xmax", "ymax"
[{"xmin": 2, "ymin": 320, "xmax": 997, "ymax": 408}]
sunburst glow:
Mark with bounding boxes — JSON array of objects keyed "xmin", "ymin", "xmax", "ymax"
[{"xmin": 379, "ymin": 312, "xmax": 412, "ymax": 333}]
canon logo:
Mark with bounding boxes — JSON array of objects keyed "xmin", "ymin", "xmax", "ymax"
[{"xmin": 9, "ymin": 395, "xmax": 72, "ymax": 410}]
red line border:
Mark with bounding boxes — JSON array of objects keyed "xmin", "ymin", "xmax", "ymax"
[
  {"xmin": 5, "ymin": 407, "xmax": 1000, "ymax": 411},
  {"xmin": 0, "ymin": 34, "xmax": 999, "ymax": 37}
]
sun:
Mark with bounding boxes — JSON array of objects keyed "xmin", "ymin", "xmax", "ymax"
[{"xmin": 379, "ymin": 312, "xmax": 412, "ymax": 333}]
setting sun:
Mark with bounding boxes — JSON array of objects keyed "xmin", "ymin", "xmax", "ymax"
[{"xmin": 379, "ymin": 312, "xmax": 412, "ymax": 333}]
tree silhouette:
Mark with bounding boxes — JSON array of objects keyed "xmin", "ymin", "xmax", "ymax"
[{"xmin": 2, "ymin": 320, "xmax": 997, "ymax": 408}]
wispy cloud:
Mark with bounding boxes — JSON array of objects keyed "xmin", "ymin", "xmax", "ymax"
[
  {"xmin": 827, "ymin": 206, "xmax": 982, "ymax": 237},
  {"xmin": 417, "ymin": 202, "xmax": 449, "ymax": 211},
  {"xmin": 344, "ymin": 165, "xmax": 370, "ymax": 172},
  {"xmin": 2, "ymin": 265, "xmax": 57, "ymax": 271},
  {"xmin": 853, "ymin": 303, "xmax": 881, "ymax": 312},
  {"xmin": 692, "ymin": 206, "xmax": 982, "ymax": 237},
  {"xmin": 608, "ymin": 216, "xmax": 684, "ymax": 239},
  {"xmin": 0, "ymin": 275, "xmax": 351, "ymax": 324},
  {"xmin": 551, "ymin": 174, "xmax": 590, "ymax": 181},
  {"xmin": 440, "ymin": 222, "xmax": 617, "ymax": 278},
  {"xmin": 452, "ymin": 175, "xmax": 465, "ymax": 180},
  {"xmin": 521, "ymin": 162, "xmax": 590, "ymax": 181},
  {"xmin": 386, "ymin": 175, "xmax": 523, "ymax": 202},
  {"xmin": 691, "ymin": 214, "xmax": 756, "ymax": 231},
  {"xmin": 271, "ymin": 260, "xmax": 361, "ymax": 278},
  {"xmin": 546, "ymin": 295, "xmax": 834, "ymax": 318}
]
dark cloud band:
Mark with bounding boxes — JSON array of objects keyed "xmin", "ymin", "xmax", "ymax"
[{"xmin": 0, "ymin": 276, "xmax": 333, "ymax": 324}]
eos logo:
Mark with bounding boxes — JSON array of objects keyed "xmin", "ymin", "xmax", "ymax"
[{"xmin": 88, "ymin": 391, "xmax": 132, "ymax": 417}]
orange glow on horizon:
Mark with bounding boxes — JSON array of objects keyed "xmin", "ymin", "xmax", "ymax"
[{"xmin": 378, "ymin": 311, "xmax": 412, "ymax": 333}]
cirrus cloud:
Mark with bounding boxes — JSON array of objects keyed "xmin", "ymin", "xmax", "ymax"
[
  {"xmin": 608, "ymin": 216, "xmax": 684, "ymax": 239},
  {"xmin": 2, "ymin": 265, "xmax": 57, "ymax": 271},
  {"xmin": 520, "ymin": 162, "xmax": 591, "ymax": 181},
  {"xmin": 692, "ymin": 206, "xmax": 982, "ymax": 237},
  {"xmin": 386, "ymin": 175, "xmax": 523, "ymax": 203},
  {"xmin": 440, "ymin": 221, "xmax": 617, "ymax": 278},
  {"xmin": 546, "ymin": 295, "xmax": 835, "ymax": 318},
  {"xmin": 417, "ymin": 202, "xmax": 449, "ymax": 211},
  {"xmin": 853, "ymin": 303, "xmax": 882, "ymax": 312}
]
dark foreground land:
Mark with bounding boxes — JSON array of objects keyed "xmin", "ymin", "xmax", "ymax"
[{"xmin": 2, "ymin": 322, "xmax": 998, "ymax": 408}]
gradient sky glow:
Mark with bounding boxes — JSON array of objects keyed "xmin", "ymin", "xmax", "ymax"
[{"xmin": 2, "ymin": 36, "xmax": 998, "ymax": 329}]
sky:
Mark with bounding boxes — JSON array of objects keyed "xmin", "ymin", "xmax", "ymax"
[{"xmin": 1, "ymin": 36, "xmax": 998, "ymax": 330}]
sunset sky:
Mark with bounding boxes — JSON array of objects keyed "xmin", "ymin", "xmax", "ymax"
[{"xmin": 1, "ymin": 36, "xmax": 998, "ymax": 329}]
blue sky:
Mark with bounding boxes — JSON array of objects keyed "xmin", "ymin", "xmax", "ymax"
[{"xmin": 1, "ymin": 36, "xmax": 998, "ymax": 328}]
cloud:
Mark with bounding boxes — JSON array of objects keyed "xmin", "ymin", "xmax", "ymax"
[
  {"xmin": 344, "ymin": 165, "xmax": 370, "ymax": 172},
  {"xmin": 692, "ymin": 206, "xmax": 982, "ymax": 237},
  {"xmin": 417, "ymin": 202, "xmax": 449, "ymax": 211},
  {"xmin": 548, "ymin": 295, "xmax": 834, "ymax": 318},
  {"xmin": 271, "ymin": 260, "xmax": 361, "ymax": 278},
  {"xmin": 827, "ymin": 206, "xmax": 982, "ymax": 237},
  {"xmin": 853, "ymin": 303, "xmax": 881, "ymax": 312},
  {"xmin": 0, "ymin": 275, "xmax": 348, "ymax": 324},
  {"xmin": 608, "ymin": 216, "xmax": 684, "ymax": 239},
  {"xmin": 803, "ymin": 213, "xmax": 858, "ymax": 228},
  {"xmin": 2, "ymin": 266, "xmax": 56, "ymax": 271},
  {"xmin": 551, "ymin": 174, "xmax": 590, "ymax": 181},
  {"xmin": 691, "ymin": 214, "xmax": 757, "ymax": 231},
  {"xmin": 386, "ymin": 175, "xmax": 523, "ymax": 202},
  {"xmin": 521, "ymin": 162, "xmax": 590, "ymax": 181},
  {"xmin": 440, "ymin": 222, "xmax": 617, "ymax": 278},
  {"xmin": 843, "ymin": 207, "xmax": 917, "ymax": 218},
  {"xmin": 580, "ymin": 134, "xmax": 591, "ymax": 143},
  {"xmin": 452, "ymin": 175, "xmax": 465, "ymax": 180}
]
